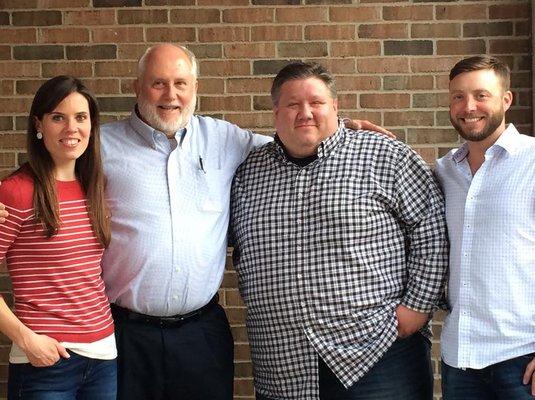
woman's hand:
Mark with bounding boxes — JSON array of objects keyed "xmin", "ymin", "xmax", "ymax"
[{"xmin": 20, "ymin": 331, "xmax": 70, "ymax": 367}]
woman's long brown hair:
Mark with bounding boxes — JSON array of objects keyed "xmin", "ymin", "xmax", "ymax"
[{"xmin": 27, "ymin": 75, "xmax": 110, "ymax": 247}]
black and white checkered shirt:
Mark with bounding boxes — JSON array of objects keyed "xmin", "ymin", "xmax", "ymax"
[{"xmin": 230, "ymin": 123, "xmax": 448, "ymax": 399}]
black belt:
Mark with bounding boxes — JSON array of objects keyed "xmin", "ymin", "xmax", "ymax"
[{"xmin": 111, "ymin": 294, "xmax": 219, "ymax": 328}]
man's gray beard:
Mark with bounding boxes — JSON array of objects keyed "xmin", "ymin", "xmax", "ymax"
[{"xmin": 137, "ymin": 94, "xmax": 196, "ymax": 135}]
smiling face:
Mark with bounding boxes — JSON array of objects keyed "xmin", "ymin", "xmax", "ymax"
[
  {"xmin": 134, "ymin": 45, "xmax": 198, "ymax": 137},
  {"xmin": 273, "ymin": 77, "xmax": 339, "ymax": 158},
  {"xmin": 35, "ymin": 91, "xmax": 91, "ymax": 180},
  {"xmin": 449, "ymin": 69, "xmax": 512, "ymax": 144}
]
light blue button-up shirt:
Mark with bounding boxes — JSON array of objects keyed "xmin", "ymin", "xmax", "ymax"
[
  {"xmin": 436, "ymin": 124, "xmax": 535, "ymax": 369},
  {"xmin": 100, "ymin": 111, "xmax": 271, "ymax": 316}
]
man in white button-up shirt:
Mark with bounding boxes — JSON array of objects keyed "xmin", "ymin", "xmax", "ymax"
[{"xmin": 436, "ymin": 55, "xmax": 535, "ymax": 399}]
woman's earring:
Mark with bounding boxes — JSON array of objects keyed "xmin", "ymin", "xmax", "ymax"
[{"xmin": 36, "ymin": 131, "xmax": 43, "ymax": 139}]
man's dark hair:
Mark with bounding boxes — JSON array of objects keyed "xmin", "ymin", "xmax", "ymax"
[
  {"xmin": 271, "ymin": 61, "xmax": 337, "ymax": 106},
  {"xmin": 449, "ymin": 55, "xmax": 510, "ymax": 90}
]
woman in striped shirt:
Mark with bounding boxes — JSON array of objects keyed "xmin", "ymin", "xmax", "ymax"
[{"xmin": 0, "ymin": 76, "xmax": 116, "ymax": 399}]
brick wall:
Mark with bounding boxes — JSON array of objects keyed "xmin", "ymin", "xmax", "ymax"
[{"xmin": 0, "ymin": 0, "xmax": 532, "ymax": 398}]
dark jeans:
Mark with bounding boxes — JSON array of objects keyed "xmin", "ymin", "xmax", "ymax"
[
  {"xmin": 257, "ymin": 333, "xmax": 432, "ymax": 400},
  {"xmin": 319, "ymin": 333, "xmax": 433, "ymax": 400},
  {"xmin": 7, "ymin": 352, "xmax": 117, "ymax": 400},
  {"xmin": 442, "ymin": 353, "xmax": 535, "ymax": 400},
  {"xmin": 113, "ymin": 303, "xmax": 234, "ymax": 400}
]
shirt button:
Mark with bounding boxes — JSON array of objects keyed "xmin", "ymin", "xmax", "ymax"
[
  {"xmin": 175, "ymin": 268, "xmax": 179, "ymax": 272},
  {"xmin": 173, "ymin": 295, "xmax": 178, "ymax": 300},
  {"xmin": 462, "ymin": 282, "xmax": 468, "ymax": 287},
  {"xmin": 296, "ymin": 219, "xmax": 302, "ymax": 224},
  {"xmin": 297, "ymin": 274, "xmax": 303, "ymax": 279},
  {"xmin": 301, "ymin": 301, "xmax": 306, "ymax": 308},
  {"xmin": 297, "ymin": 193, "xmax": 303, "ymax": 199}
]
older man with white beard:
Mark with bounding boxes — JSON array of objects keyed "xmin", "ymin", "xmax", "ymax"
[{"xmin": 98, "ymin": 43, "xmax": 272, "ymax": 400}]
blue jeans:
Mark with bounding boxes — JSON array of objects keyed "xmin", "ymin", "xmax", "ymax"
[
  {"xmin": 318, "ymin": 333, "xmax": 433, "ymax": 400},
  {"xmin": 442, "ymin": 353, "xmax": 535, "ymax": 400},
  {"xmin": 8, "ymin": 352, "xmax": 117, "ymax": 400}
]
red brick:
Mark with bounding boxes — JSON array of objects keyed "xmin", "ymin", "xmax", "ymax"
[
  {"xmin": 358, "ymin": 58, "xmax": 409, "ymax": 73},
  {"xmin": 0, "ymin": 153, "xmax": 15, "ymax": 168},
  {"xmin": 0, "ymin": 98, "xmax": 33, "ymax": 113},
  {"xmin": 410, "ymin": 57, "xmax": 459, "ymax": 73},
  {"xmin": 383, "ymin": 5, "xmax": 433, "ymax": 21},
  {"xmin": 435, "ymin": 75, "xmax": 450, "ymax": 90},
  {"xmin": 64, "ymin": 10, "xmax": 116, "ymax": 26},
  {"xmin": 225, "ymin": 307, "xmax": 246, "ymax": 324},
  {"xmin": 330, "ymin": 41, "xmax": 380, "ymax": 57},
  {"xmin": 251, "ymin": 25, "xmax": 302, "ymax": 41},
  {"xmin": 337, "ymin": 93, "xmax": 358, "ymax": 109},
  {"xmin": 118, "ymin": 9, "xmax": 168, "ymax": 24},
  {"xmin": 305, "ymin": 24, "xmax": 355, "ymax": 40},
  {"xmin": 234, "ymin": 343, "xmax": 251, "ymax": 359},
  {"xmin": 412, "ymin": 92, "xmax": 449, "ymax": 108},
  {"xmin": 0, "ymin": 133, "xmax": 26, "ymax": 149},
  {"xmin": 329, "ymin": 6, "xmax": 379, "ymax": 22},
  {"xmin": 42, "ymin": 62, "xmax": 93, "ymax": 78},
  {"xmin": 515, "ymin": 20, "xmax": 530, "ymax": 36},
  {"xmin": 199, "ymin": 95, "xmax": 250, "ymax": 112},
  {"xmin": 384, "ymin": 111, "xmax": 434, "ymax": 126},
  {"xmin": 313, "ymin": 58, "xmax": 355, "ymax": 74},
  {"xmin": 224, "ymin": 43, "xmax": 275, "ymax": 59},
  {"xmin": 225, "ymin": 290, "xmax": 245, "ymax": 307},
  {"xmin": 84, "ymin": 79, "xmax": 121, "ymax": 95},
  {"xmin": 198, "ymin": 0, "xmax": 248, "ymax": 4},
  {"xmin": 0, "ymin": 62, "xmax": 40, "ymax": 78},
  {"xmin": 145, "ymin": 27, "xmax": 196, "ymax": 42},
  {"xmin": 489, "ymin": 3, "xmax": 529, "ymax": 19},
  {"xmin": 227, "ymin": 78, "xmax": 272, "ymax": 93},
  {"xmin": 278, "ymin": 42, "xmax": 327, "ymax": 58},
  {"xmin": 0, "ymin": 81, "xmax": 14, "ymax": 96},
  {"xmin": 360, "ymin": 93, "xmax": 409, "ymax": 108},
  {"xmin": 411, "ymin": 23, "xmax": 461, "ymax": 39},
  {"xmin": 199, "ymin": 26, "xmax": 249, "ymax": 42},
  {"xmin": 40, "ymin": 27, "xmax": 90, "ymax": 44},
  {"xmin": 490, "ymin": 39, "xmax": 531, "ymax": 55},
  {"xmin": 0, "ymin": 45, "xmax": 9, "ymax": 60},
  {"xmin": 171, "ymin": 8, "xmax": 221, "ymax": 24},
  {"xmin": 0, "ymin": 28, "xmax": 37, "ymax": 44},
  {"xmin": 15, "ymin": 79, "xmax": 45, "ymax": 95},
  {"xmin": 198, "ymin": 78, "xmax": 225, "ymax": 94},
  {"xmin": 358, "ymin": 23, "xmax": 408, "ymax": 39},
  {"xmin": 335, "ymin": 76, "xmax": 381, "ymax": 91},
  {"xmin": 276, "ymin": 7, "xmax": 327, "ymax": 23},
  {"xmin": 117, "ymin": 44, "xmax": 149, "ymax": 60},
  {"xmin": 92, "ymin": 27, "xmax": 144, "ymax": 43},
  {"xmin": 12, "ymin": 11, "xmax": 61, "ymax": 26},
  {"xmin": 233, "ymin": 378, "xmax": 254, "ymax": 396},
  {"xmin": 120, "ymin": 79, "xmax": 136, "ymax": 94},
  {"xmin": 223, "ymin": 8, "xmax": 273, "ymax": 23},
  {"xmin": 95, "ymin": 61, "xmax": 137, "ymax": 77},
  {"xmin": 224, "ymin": 113, "xmax": 273, "ymax": 128},
  {"xmin": 436, "ymin": 4, "xmax": 487, "ymax": 21},
  {"xmin": 145, "ymin": 0, "xmax": 194, "ymax": 4},
  {"xmin": 437, "ymin": 39, "xmax": 486, "ymax": 55},
  {"xmin": 383, "ymin": 75, "xmax": 434, "ymax": 91},
  {"xmin": 200, "ymin": 60, "xmax": 250, "ymax": 77},
  {"xmin": 407, "ymin": 128, "xmax": 458, "ymax": 145}
]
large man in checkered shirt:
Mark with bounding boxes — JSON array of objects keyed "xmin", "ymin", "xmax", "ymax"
[{"xmin": 230, "ymin": 62, "xmax": 449, "ymax": 400}]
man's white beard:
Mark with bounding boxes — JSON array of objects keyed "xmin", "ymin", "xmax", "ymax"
[{"xmin": 137, "ymin": 93, "xmax": 197, "ymax": 135}]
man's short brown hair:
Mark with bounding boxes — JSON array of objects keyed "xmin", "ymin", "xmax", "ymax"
[{"xmin": 449, "ymin": 55, "xmax": 510, "ymax": 90}]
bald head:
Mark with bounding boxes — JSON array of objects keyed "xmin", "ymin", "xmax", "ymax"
[
  {"xmin": 137, "ymin": 44, "xmax": 198, "ymax": 82},
  {"xmin": 133, "ymin": 44, "xmax": 199, "ymax": 136}
]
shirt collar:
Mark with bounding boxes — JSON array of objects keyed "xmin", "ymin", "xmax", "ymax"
[
  {"xmin": 128, "ymin": 106, "xmax": 189, "ymax": 149},
  {"xmin": 272, "ymin": 119, "xmax": 345, "ymax": 164},
  {"xmin": 452, "ymin": 123, "xmax": 519, "ymax": 164}
]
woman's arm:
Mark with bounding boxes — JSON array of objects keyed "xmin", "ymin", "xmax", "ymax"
[{"xmin": 0, "ymin": 297, "xmax": 70, "ymax": 367}]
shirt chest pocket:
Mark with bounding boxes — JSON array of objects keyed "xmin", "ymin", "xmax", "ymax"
[{"xmin": 195, "ymin": 168, "xmax": 228, "ymax": 213}]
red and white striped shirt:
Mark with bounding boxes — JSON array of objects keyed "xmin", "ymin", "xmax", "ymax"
[{"xmin": 0, "ymin": 168, "xmax": 114, "ymax": 343}]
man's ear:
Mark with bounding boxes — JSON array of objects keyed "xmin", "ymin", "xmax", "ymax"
[
  {"xmin": 333, "ymin": 98, "xmax": 338, "ymax": 113},
  {"xmin": 503, "ymin": 90, "xmax": 513, "ymax": 112}
]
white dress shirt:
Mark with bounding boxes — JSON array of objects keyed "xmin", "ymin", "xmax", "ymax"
[
  {"xmin": 436, "ymin": 124, "xmax": 535, "ymax": 369},
  {"xmin": 100, "ymin": 111, "xmax": 271, "ymax": 316}
]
